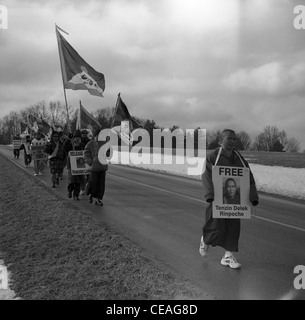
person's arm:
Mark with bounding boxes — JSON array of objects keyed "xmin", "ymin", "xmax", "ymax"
[
  {"xmin": 202, "ymin": 152, "xmax": 215, "ymax": 203},
  {"xmin": 83, "ymin": 142, "xmax": 93, "ymax": 166}
]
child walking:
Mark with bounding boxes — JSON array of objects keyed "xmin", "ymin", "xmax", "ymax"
[
  {"xmin": 65, "ymin": 130, "xmax": 86, "ymax": 200},
  {"xmin": 31, "ymin": 131, "xmax": 46, "ymax": 176},
  {"xmin": 20, "ymin": 135, "xmax": 32, "ymax": 167},
  {"xmin": 44, "ymin": 131, "xmax": 65, "ymax": 188}
]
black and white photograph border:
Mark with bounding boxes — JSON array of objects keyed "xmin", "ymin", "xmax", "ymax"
[{"xmin": 0, "ymin": 0, "xmax": 305, "ymax": 303}]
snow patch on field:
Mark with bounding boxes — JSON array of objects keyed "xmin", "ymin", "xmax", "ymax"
[{"xmin": 110, "ymin": 151, "xmax": 305, "ymax": 201}]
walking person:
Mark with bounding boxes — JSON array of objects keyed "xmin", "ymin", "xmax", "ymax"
[
  {"xmin": 80, "ymin": 129, "xmax": 91, "ymax": 195},
  {"xmin": 20, "ymin": 135, "xmax": 32, "ymax": 167},
  {"xmin": 84, "ymin": 129, "xmax": 113, "ymax": 206},
  {"xmin": 44, "ymin": 131, "xmax": 65, "ymax": 188},
  {"xmin": 65, "ymin": 130, "xmax": 86, "ymax": 200},
  {"xmin": 199, "ymin": 129, "xmax": 259, "ymax": 269},
  {"xmin": 31, "ymin": 131, "xmax": 46, "ymax": 176},
  {"xmin": 13, "ymin": 134, "xmax": 21, "ymax": 159}
]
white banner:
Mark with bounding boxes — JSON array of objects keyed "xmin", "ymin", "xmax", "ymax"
[
  {"xmin": 12, "ymin": 140, "xmax": 22, "ymax": 149},
  {"xmin": 69, "ymin": 150, "xmax": 90, "ymax": 175},
  {"xmin": 212, "ymin": 166, "xmax": 251, "ymax": 219}
]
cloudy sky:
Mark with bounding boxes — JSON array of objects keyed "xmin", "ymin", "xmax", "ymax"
[{"xmin": 1, "ymin": 0, "xmax": 305, "ymax": 149}]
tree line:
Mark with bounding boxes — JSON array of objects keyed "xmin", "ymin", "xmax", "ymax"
[{"xmin": 0, "ymin": 100, "xmax": 301, "ymax": 152}]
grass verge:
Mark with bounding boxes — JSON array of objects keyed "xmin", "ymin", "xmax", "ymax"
[{"xmin": 0, "ymin": 155, "xmax": 209, "ymax": 300}]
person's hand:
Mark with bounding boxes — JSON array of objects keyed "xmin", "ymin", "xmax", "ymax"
[{"xmin": 252, "ymin": 201, "xmax": 259, "ymax": 206}]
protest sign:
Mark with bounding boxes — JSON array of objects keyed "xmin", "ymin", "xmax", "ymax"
[
  {"xmin": 69, "ymin": 150, "xmax": 90, "ymax": 175},
  {"xmin": 12, "ymin": 140, "xmax": 22, "ymax": 149},
  {"xmin": 31, "ymin": 145, "xmax": 48, "ymax": 161},
  {"xmin": 212, "ymin": 166, "xmax": 251, "ymax": 219}
]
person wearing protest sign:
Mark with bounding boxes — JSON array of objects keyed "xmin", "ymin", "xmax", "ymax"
[
  {"xmin": 44, "ymin": 131, "xmax": 65, "ymax": 188},
  {"xmin": 199, "ymin": 129, "xmax": 259, "ymax": 269},
  {"xmin": 13, "ymin": 134, "xmax": 21, "ymax": 159},
  {"xmin": 223, "ymin": 178, "xmax": 241, "ymax": 205},
  {"xmin": 64, "ymin": 130, "xmax": 86, "ymax": 200},
  {"xmin": 80, "ymin": 129, "xmax": 91, "ymax": 195},
  {"xmin": 31, "ymin": 131, "xmax": 46, "ymax": 176},
  {"xmin": 84, "ymin": 129, "xmax": 113, "ymax": 206},
  {"xmin": 19, "ymin": 135, "xmax": 32, "ymax": 167}
]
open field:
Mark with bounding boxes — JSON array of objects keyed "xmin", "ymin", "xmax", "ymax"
[
  {"xmin": 240, "ymin": 151, "xmax": 305, "ymax": 169},
  {"xmin": 126, "ymin": 147, "xmax": 305, "ymax": 169}
]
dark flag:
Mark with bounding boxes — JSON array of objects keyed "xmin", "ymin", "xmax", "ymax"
[
  {"xmin": 56, "ymin": 25, "xmax": 105, "ymax": 97},
  {"xmin": 76, "ymin": 101, "xmax": 102, "ymax": 134},
  {"xmin": 20, "ymin": 121, "xmax": 28, "ymax": 135},
  {"xmin": 111, "ymin": 94, "xmax": 141, "ymax": 146}
]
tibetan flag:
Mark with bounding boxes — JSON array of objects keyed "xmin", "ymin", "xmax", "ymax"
[
  {"xmin": 111, "ymin": 94, "xmax": 141, "ymax": 146},
  {"xmin": 56, "ymin": 25, "xmax": 105, "ymax": 97},
  {"xmin": 27, "ymin": 114, "xmax": 42, "ymax": 133},
  {"xmin": 40, "ymin": 117, "xmax": 53, "ymax": 136},
  {"xmin": 20, "ymin": 121, "xmax": 28, "ymax": 135},
  {"xmin": 76, "ymin": 101, "xmax": 101, "ymax": 134},
  {"xmin": 27, "ymin": 114, "xmax": 53, "ymax": 135}
]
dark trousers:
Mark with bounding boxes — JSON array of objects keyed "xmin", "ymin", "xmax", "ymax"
[
  {"xmin": 68, "ymin": 183, "xmax": 81, "ymax": 197},
  {"xmin": 24, "ymin": 154, "xmax": 32, "ymax": 166},
  {"xmin": 88, "ymin": 171, "xmax": 106, "ymax": 200},
  {"xmin": 202, "ymin": 204, "xmax": 241, "ymax": 252},
  {"xmin": 13, "ymin": 149, "xmax": 20, "ymax": 158}
]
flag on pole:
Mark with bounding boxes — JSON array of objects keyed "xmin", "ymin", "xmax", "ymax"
[
  {"xmin": 40, "ymin": 117, "xmax": 54, "ymax": 136},
  {"xmin": 111, "ymin": 94, "xmax": 141, "ymax": 146},
  {"xmin": 76, "ymin": 101, "xmax": 101, "ymax": 134},
  {"xmin": 20, "ymin": 121, "xmax": 28, "ymax": 134},
  {"xmin": 56, "ymin": 26, "xmax": 105, "ymax": 97},
  {"xmin": 27, "ymin": 114, "xmax": 41, "ymax": 133},
  {"xmin": 27, "ymin": 114, "xmax": 53, "ymax": 136}
]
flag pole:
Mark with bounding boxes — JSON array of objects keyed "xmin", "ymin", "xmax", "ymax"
[
  {"xmin": 77, "ymin": 100, "xmax": 82, "ymax": 130},
  {"xmin": 55, "ymin": 23, "xmax": 71, "ymax": 133}
]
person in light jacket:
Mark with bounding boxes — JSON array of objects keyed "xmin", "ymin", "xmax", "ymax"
[
  {"xmin": 84, "ymin": 129, "xmax": 113, "ymax": 206},
  {"xmin": 199, "ymin": 129, "xmax": 259, "ymax": 269}
]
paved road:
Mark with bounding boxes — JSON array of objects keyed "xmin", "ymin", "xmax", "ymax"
[{"xmin": 1, "ymin": 145, "xmax": 305, "ymax": 300}]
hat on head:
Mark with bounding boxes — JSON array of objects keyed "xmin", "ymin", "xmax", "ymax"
[{"xmin": 73, "ymin": 130, "xmax": 82, "ymax": 139}]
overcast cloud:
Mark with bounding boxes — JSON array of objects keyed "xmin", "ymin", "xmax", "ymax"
[{"xmin": 0, "ymin": 0, "xmax": 304, "ymax": 149}]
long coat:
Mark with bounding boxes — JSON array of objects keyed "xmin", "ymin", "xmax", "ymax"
[{"xmin": 201, "ymin": 147, "xmax": 259, "ymax": 252}]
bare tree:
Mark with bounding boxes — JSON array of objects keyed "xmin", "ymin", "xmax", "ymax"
[
  {"xmin": 207, "ymin": 130, "xmax": 222, "ymax": 149},
  {"xmin": 253, "ymin": 125, "xmax": 287, "ymax": 151},
  {"xmin": 236, "ymin": 131, "xmax": 251, "ymax": 150},
  {"xmin": 285, "ymin": 137, "xmax": 300, "ymax": 153},
  {"xmin": 94, "ymin": 107, "xmax": 113, "ymax": 128}
]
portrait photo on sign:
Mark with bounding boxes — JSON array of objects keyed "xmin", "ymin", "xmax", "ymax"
[
  {"xmin": 76, "ymin": 157, "xmax": 86, "ymax": 168},
  {"xmin": 222, "ymin": 177, "xmax": 241, "ymax": 205}
]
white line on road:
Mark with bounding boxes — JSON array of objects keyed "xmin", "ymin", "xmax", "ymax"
[{"xmin": 109, "ymin": 173, "xmax": 305, "ymax": 233}]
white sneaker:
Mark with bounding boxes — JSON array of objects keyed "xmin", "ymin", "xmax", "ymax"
[
  {"xmin": 199, "ymin": 236, "xmax": 209, "ymax": 257},
  {"xmin": 34, "ymin": 173, "xmax": 37, "ymax": 176},
  {"xmin": 38, "ymin": 172, "xmax": 42, "ymax": 176},
  {"xmin": 221, "ymin": 255, "xmax": 241, "ymax": 269}
]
